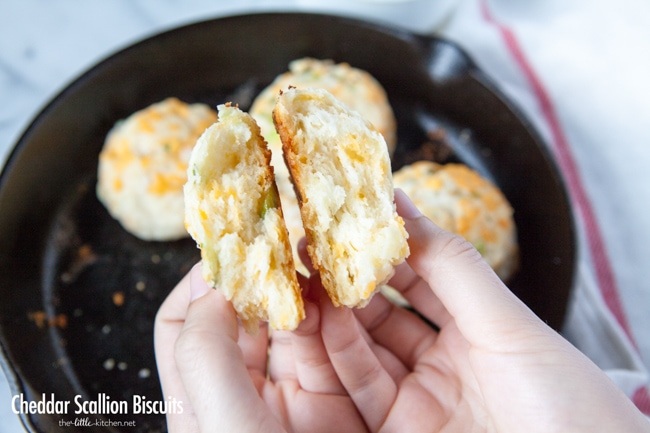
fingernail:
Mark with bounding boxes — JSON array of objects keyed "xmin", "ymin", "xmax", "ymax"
[
  {"xmin": 189, "ymin": 262, "xmax": 211, "ymax": 302},
  {"xmin": 394, "ymin": 188, "xmax": 422, "ymax": 219}
]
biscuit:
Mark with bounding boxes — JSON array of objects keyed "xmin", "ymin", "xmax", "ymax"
[
  {"xmin": 273, "ymin": 87, "xmax": 409, "ymax": 307},
  {"xmin": 250, "ymin": 58, "xmax": 398, "ymax": 274},
  {"xmin": 251, "ymin": 57, "xmax": 397, "ymax": 155},
  {"xmin": 393, "ymin": 161, "xmax": 518, "ymax": 281},
  {"xmin": 96, "ymin": 97, "xmax": 217, "ymax": 241},
  {"xmin": 184, "ymin": 104, "xmax": 304, "ymax": 333}
]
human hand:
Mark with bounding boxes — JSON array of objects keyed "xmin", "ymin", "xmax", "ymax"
[
  {"xmin": 312, "ymin": 189, "xmax": 650, "ymax": 432},
  {"xmin": 154, "ymin": 189, "xmax": 650, "ymax": 433},
  {"xmin": 154, "ymin": 262, "xmax": 369, "ymax": 433}
]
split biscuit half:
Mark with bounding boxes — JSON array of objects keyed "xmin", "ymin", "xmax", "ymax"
[
  {"xmin": 184, "ymin": 103, "xmax": 304, "ymax": 333},
  {"xmin": 273, "ymin": 87, "xmax": 409, "ymax": 307}
]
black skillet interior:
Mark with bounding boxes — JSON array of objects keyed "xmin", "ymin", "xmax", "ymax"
[{"xmin": 0, "ymin": 12, "xmax": 576, "ymax": 433}]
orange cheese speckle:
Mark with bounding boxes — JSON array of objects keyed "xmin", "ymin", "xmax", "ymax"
[
  {"xmin": 148, "ymin": 172, "xmax": 187, "ymax": 195},
  {"xmin": 363, "ymin": 282, "xmax": 376, "ymax": 298},
  {"xmin": 137, "ymin": 116, "xmax": 155, "ymax": 133},
  {"xmin": 425, "ymin": 176, "xmax": 444, "ymax": 190},
  {"xmin": 113, "ymin": 178, "xmax": 123, "ymax": 191}
]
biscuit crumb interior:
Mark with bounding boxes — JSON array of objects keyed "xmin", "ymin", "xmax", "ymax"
[
  {"xmin": 276, "ymin": 89, "xmax": 409, "ymax": 307},
  {"xmin": 185, "ymin": 106, "xmax": 303, "ymax": 332}
]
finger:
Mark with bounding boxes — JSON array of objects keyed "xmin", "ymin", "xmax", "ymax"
[
  {"xmin": 268, "ymin": 328, "xmax": 297, "ymax": 383},
  {"xmin": 395, "ymin": 189, "xmax": 538, "ymax": 349},
  {"xmin": 288, "ymin": 276, "xmax": 347, "ymax": 394},
  {"xmin": 154, "ymin": 265, "xmax": 199, "ymax": 433},
  {"xmin": 271, "ymin": 302, "xmax": 346, "ymax": 394},
  {"xmin": 237, "ymin": 320, "xmax": 270, "ymax": 392},
  {"xmin": 392, "ymin": 190, "xmax": 453, "ymax": 328},
  {"xmin": 268, "ymin": 273, "xmax": 347, "ymax": 394},
  {"xmin": 320, "ymin": 296, "xmax": 397, "ymax": 431},
  {"xmin": 387, "ymin": 262, "xmax": 452, "ymax": 329},
  {"xmin": 352, "ymin": 313, "xmax": 411, "ymax": 384},
  {"xmin": 174, "ymin": 269, "xmax": 281, "ymax": 432},
  {"xmin": 267, "ymin": 273, "xmax": 311, "ymax": 383},
  {"xmin": 354, "ymin": 292, "xmax": 438, "ymax": 371}
]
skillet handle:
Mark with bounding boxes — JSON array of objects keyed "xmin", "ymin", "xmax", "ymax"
[{"xmin": 414, "ymin": 34, "xmax": 477, "ymax": 83}]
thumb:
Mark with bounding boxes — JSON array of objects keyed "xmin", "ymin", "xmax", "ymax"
[
  {"xmin": 174, "ymin": 267, "xmax": 281, "ymax": 433},
  {"xmin": 394, "ymin": 189, "xmax": 543, "ymax": 349}
]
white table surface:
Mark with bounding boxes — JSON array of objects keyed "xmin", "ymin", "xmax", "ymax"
[{"xmin": 2, "ymin": 0, "xmax": 650, "ymax": 431}]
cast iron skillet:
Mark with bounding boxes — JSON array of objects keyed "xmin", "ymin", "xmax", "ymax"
[{"xmin": 0, "ymin": 12, "xmax": 576, "ymax": 433}]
